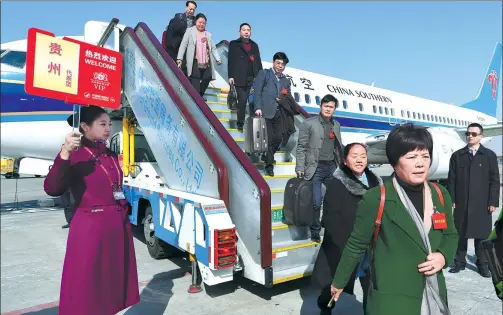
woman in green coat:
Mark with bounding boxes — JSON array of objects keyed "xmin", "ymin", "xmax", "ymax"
[{"xmin": 330, "ymin": 123, "xmax": 459, "ymax": 315}]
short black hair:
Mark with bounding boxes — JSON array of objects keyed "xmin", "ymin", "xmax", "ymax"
[
  {"xmin": 240, "ymin": 23, "xmax": 251, "ymax": 30},
  {"xmin": 273, "ymin": 52, "xmax": 289, "ymax": 64},
  {"xmin": 186, "ymin": 1, "xmax": 197, "ymax": 8},
  {"xmin": 343, "ymin": 142, "xmax": 368, "ymax": 160},
  {"xmin": 195, "ymin": 13, "xmax": 206, "ymax": 21},
  {"xmin": 385, "ymin": 123, "xmax": 433, "ymax": 167},
  {"xmin": 467, "ymin": 122, "xmax": 483, "ymax": 134},
  {"xmin": 320, "ymin": 94, "xmax": 338, "ymax": 107},
  {"xmin": 66, "ymin": 106, "xmax": 108, "ymax": 134}
]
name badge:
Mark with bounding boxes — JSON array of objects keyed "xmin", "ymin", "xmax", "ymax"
[
  {"xmin": 329, "ymin": 131, "xmax": 335, "ymax": 139},
  {"xmin": 432, "ymin": 212, "xmax": 447, "ymax": 230},
  {"xmin": 113, "ymin": 186, "xmax": 126, "ymax": 200}
]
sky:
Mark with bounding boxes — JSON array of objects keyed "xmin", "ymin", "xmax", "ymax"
[{"xmin": 1, "ymin": 1, "xmax": 502, "ymax": 151}]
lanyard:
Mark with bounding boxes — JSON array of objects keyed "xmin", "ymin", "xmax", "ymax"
[{"xmin": 83, "ymin": 147, "xmax": 121, "ymax": 188}]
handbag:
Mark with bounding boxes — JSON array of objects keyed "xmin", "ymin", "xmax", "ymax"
[{"xmin": 227, "ymin": 84, "xmax": 238, "ymax": 110}]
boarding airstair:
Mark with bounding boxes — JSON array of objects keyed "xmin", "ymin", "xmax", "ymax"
[{"xmin": 121, "ymin": 23, "xmax": 322, "ymax": 287}]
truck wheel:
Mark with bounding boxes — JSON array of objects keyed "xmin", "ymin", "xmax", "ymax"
[{"xmin": 143, "ymin": 205, "xmax": 179, "ymax": 259}]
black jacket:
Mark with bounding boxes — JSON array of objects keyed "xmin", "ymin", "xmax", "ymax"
[
  {"xmin": 311, "ymin": 165, "xmax": 382, "ymax": 288},
  {"xmin": 165, "ymin": 13, "xmax": 195, "ymax": 60},
  {"xmin": 228, "ymin": 38, "xmax": 263, "ymax": 87}
]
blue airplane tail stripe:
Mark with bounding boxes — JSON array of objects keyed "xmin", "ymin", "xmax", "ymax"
[{"xmin": 460, "ymin": 42, "xmax": 502, "ymax": 118}]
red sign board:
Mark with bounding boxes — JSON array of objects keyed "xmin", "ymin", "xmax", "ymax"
[{"xmin": 25, "ymin": 27, "xmax": 122, "ymax": 109}]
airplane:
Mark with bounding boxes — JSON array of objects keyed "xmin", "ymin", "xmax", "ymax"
[{"xmin": 1, "ymin": 21, "xmax": 502, "ymax": 180}]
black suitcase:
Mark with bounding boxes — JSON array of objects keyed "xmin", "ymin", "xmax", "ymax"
[
  {"xmin": 283, "ymin": 177, "xmax": 313, "ymax": 226},
  {"xmin": 244, "ymin": 116, "xmax": 268, "ymax": 155}
]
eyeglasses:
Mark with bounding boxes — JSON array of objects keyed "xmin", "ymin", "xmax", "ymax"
[{"xmin": 465, "ymin": 132, "xmax": 480, "ymax": 137}]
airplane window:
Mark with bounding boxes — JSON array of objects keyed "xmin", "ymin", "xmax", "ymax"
[
  {"xmin": 422, "ymin": 113, "xmax": 425, "ymax": 120},
  {"xmin": 426, "ymin": 114, "xmax": 430, "ymax": 121},
  {"xmin": 343, "ymin": 100, "xmax": 348, "ymax": 109},
  {"xmin": 359, "ymin": 103, "xmax": 363, "ymax": 111},
  {"xmin": 294, "ymin": 92, "xmax": 300, "ymax": 102},
  {"xmin": 442, "ymin": 117, "xmax": 446, "ymax": 123},
  {"xmin": 373, "ymin": 105, "xmax": 377, "ymax": 113},
  {"xmin": 391, "ymin": 108, "xmax": 395, "ymax": 116},
  {"xmin": 315, "ymin": 96, "xmax": 321, "ymax": 105},
  {"xmin": 385, "ymin": 107, "xmax": 389, "ymax": 115},
  {"xmin": 335, "ymin": 98, "xmax": 339, "ymax": 109},
  {"xmin": 401, "ymin": 110, "xmax": 405, "ymax": 117},
  {"xmin": 0, "ymin": 50, "xmax": 27, "ymax": 69},
  {"xmin": 413, "ymin": 112, "xmax": 416, "ymax": 119},
  {"xmin": 305, "ymin": 94, "xmax": 311, "ymax": 104},
  {"xmin": 379, "ymin": 106, "xmax": 383, "ymax": 114},
  {"xmin": 407, "ymin": 111, "xmax": 411, "ymax": 118}
]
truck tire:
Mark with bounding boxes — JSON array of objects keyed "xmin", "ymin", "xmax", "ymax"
[{"xmin": 143, "ymin": 205, "xmax": 179, "ymax": 259}]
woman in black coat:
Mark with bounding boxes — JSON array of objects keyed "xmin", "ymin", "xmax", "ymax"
[{"xmin": 312, "ymin": 143, "xmax": 382, "ymax": 315}]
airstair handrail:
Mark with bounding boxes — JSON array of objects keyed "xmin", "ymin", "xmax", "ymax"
[
  {"xmin": 122, "ymin": 27, "xmax": 230, "ymax": 212},
  {"xmin": 137, "ymin": 23, "xmax": 273, "ymax": 269}
]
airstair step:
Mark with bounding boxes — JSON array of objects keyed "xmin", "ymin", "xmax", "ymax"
[
  {"xmin": 218, "ymin": 118, "xmax": 239, "ymax": 129},
  {"xmin": 272, "ymin": 222, "xmax": 313, "ymax": 243},
  {"xmin": 272, "ymin": 239, "xmax": 322, "ymax": 273},
  {"xmin": 253, "ymin": 162, "xmax": 296, "ymax": 176},
  {"xmin": 262, "ymin": 173, "xmax": 296, "ymax": 189},
  {"xmin": 272, "ymin": 264, "xmax": 314, "ymax": 285},
  {"xmin": 212, "ymin": 109, "xmax": 237, "ymax": 120}
]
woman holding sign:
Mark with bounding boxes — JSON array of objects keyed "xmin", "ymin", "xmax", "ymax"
[
  {"xmin": 44, "ymin": 106, "xmax": 140, "ymax": 315},
  {"xmin": 329, "ymin": 123, "xmax": 458, "ymax": 315}
]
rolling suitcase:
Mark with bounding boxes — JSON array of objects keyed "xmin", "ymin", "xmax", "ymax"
[
  {"xmin": 245, "ymin": 116, "xmax": 268, "ymax": 155},
  {"xmin": 283, "ymin": 177, "xmax": 313, "ymax": 226}
]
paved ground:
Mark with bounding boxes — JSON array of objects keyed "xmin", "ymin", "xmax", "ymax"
[{"xmin": 1, "ymin": 177, "xmax": 502, "ymax": 315}]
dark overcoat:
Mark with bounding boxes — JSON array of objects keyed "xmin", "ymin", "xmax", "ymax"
[
  {"xmin": 447, "ymin": 145, "xmax": 500, "ymax": 239},
  {"xmin": 165, "ymin": 13, "xmax": 194, "ymax": 61},
  {"xmin": 312, "ymin": 166, "xmax": 382, "ymax": 289},
  {"xmin": 227, "ymin": 37, "xmax": 263, "ymax": 87},
  {"xmin": 332, "ymin": 179, "xmax": 459, "ymax": 315}
]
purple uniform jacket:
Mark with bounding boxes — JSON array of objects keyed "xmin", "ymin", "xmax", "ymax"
[{"xmin": 44, "ymin": 138, "xmax": 140, "ymax": 315}]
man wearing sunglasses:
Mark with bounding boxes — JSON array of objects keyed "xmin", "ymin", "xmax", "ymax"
[{"xmin": 447, "ymin": 122, "xmax": 500, "ymax": 278}]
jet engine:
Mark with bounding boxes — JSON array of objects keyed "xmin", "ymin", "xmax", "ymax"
[{"xmin": 365, "ymin": 127, "xmax": 467, "ymax": 181}]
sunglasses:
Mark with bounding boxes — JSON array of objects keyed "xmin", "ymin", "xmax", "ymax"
[{"xmin": 465, "ymin": 132, "xmax": 480, "ymax": 137}]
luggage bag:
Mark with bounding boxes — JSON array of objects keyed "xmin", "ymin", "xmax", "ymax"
[
  {"xmin": 283, "ymin": 177, "xmax": 313, "ymax": 226},
  {"xmin": 244, "ymin": 116, "xmax": 268, "ymax": 155}
]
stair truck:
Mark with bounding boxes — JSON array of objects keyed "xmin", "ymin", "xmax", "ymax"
[{"xmin": 85, "ymin": 18, "xmax": 321, "ymax": 292}]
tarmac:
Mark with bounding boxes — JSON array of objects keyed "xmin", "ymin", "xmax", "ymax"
[{"xmin": 1, "ymin": 176, "xmax": 502, "ymax": 315}]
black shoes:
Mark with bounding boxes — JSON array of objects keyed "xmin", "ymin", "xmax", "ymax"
[
  {"xmin": 237, "ymin": 123, "xmax": 244, "ymax": 132},
  {"xmin": 61, "ymin": 223, "xmax": 70, "ymax": 229},
  {"xmin": 266, "ymin": 169, "xmax": 274, "ymax": 177},
  {"xmin": 448, "ymin": 263, "xmax": 465, "ymax": 273},
  {"xmin": 311, "ymin": 231, "xmax": 321, "ymax": 243},
  {"xmin": 479, "ymin": 266, "xmax": 491, "ymax": 278}
]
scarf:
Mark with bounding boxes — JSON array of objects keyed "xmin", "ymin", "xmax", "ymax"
[
  {"xmin": 392, "ymin": 176, "xmax": 451, "ymax": 315},
  {"xmin": 196, "ymin": 30, "xmax": 209, "ymax": 68}
]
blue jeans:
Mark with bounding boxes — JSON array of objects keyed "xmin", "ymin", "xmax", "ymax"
[{"xmin": 311, "ymin": 161, "xmax": 336, "ymax": 234}]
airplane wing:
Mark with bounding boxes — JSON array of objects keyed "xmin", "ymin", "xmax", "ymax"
[{"xmin": 455, "ymin": 121, "xmax": 503, "ymax": 138}]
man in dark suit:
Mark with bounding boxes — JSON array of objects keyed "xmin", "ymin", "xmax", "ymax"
[
  {"xmin": 228, "ymin": 23, "xmax": 263, "ymax": 132},
  {"xmin": 253, "ymin": 52, "xmax": 291, "ymax": 176},
  {"xmin": 164, "ymin": 1, "xmax": 197, "ymax": 68},
  {"xmin": 447, "ymin": 122, "xmax": 500, "ymax": 277}
]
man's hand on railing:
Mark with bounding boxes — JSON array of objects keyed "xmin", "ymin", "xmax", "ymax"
[
  {"xmin": 228, "ymin": 78, "xmax": 234, "ymax": 85},
  {"xmin": 255, "ymin": 109, "xmax": 262, "ymax": 117},
  {"xmin": 217, "ymin": 60, "xmax": 222, "ymax": 65},
  {"xmin": 176, "ymin": 60, "xmax": 182, "ymax": 68}
]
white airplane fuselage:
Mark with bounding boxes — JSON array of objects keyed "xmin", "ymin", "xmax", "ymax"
[{"xmin": 1, "ymin": 28, "xmax": 501, "ymax": 174}]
